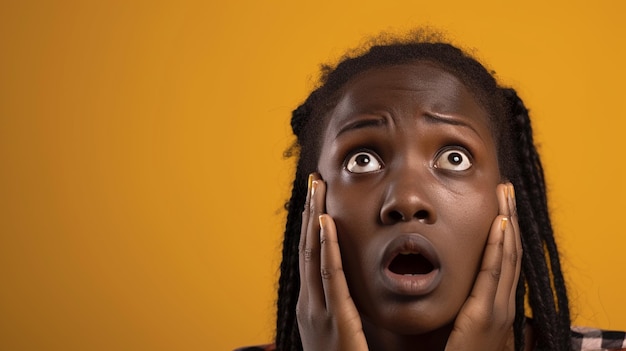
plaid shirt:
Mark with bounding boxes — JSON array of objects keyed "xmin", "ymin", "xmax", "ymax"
[
  {"xmin": 572, "ymin": 326, "xmax": 626, "ymax": 351},
  {"xmin": 236, "ymin": 326, "xmax": 626, "ymax": 350}
]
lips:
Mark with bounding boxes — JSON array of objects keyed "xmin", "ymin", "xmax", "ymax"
[{"xmin": 381, "ymin": 234, "xmax": 442, "ymax": 295}]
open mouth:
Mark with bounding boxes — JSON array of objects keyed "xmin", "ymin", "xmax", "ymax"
[
  {"xmin": 382, "ymin": 234, "xmax": 441, "ymax": 295},
  {"xmin": 388, "ymin": 252, "xmax": 435, "ymax": 276}
]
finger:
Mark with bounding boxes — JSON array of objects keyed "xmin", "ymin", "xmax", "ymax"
[
  {"xmin": 493, "ymin": 183, "xmax": 521, "ymax": 317},
  {"xmin": 507, "ymin": 183, "xmax": 518, "ymax": 219},
  {"xmin": 494, "ymin": 209, "xmax": 519, "ymax": 316},
  {"xmin": 319, "ymin": 214, "xmax": 351, "ymax": 312},
  {"xmin": 298, "ymin": 174, "xmax": 315, "ymax": 305},
  {"xmin": 299, "ymin": 174, "xmax": 315, "ymax": 273},
  {"xmin": 507, "ymin": 184, "xmax": 521, "ymax": 258},
  {"xmin": 303, "ymin": 177, "xmax": 327, "ymax": 309},
  {"xmin": 497, "ymin": 183, "xmax": 510, "ymax": 217},
  {"xmin": 507, "ymin": 184, "xmax": 523, "ymax": 315},
  {"xmin": 466, "ymin": 213, "xmax": 506, "ymax": 314}
]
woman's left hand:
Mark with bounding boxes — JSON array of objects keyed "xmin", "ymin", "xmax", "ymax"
[{"xmin": 445, "ymin": 183, "xmax": 522, "ymax": 351}]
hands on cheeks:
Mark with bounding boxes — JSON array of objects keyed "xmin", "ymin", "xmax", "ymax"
[{"xmin": 296, "ymin": 174, "xmax": 522, "ymax": 351}]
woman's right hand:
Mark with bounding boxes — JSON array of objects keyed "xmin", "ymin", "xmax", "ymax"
[{"xmin": 296, "ymin": 173, "xmax": 369, "ymax": 351}]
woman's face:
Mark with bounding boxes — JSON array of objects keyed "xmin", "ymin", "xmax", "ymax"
[{"xmin": 316, "ymin": 62, "xmax": 501, "ymax": 334}]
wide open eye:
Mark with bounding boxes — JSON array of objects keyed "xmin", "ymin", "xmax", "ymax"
[
  {"xmin": 345, "ymin": 151, "xmax": 383, "ymax": 174},
  {"xmin": 434, "ymin": 148, "xmax": 472, "ymax": 171}
]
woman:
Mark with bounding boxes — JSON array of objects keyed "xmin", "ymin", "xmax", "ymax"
[{"xmin": 239, "ymin": 32, "xmax": 626, "ymax": 351}]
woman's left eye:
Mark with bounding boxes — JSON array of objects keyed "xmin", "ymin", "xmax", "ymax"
[{"xmin": 434, "ymin": 148, "xmax": 472, "ymax": 171}]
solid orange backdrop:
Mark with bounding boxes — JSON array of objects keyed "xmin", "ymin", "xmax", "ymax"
[{"xmin": 0, "ymin": 1, "xmax": 624, "ymax": 350}]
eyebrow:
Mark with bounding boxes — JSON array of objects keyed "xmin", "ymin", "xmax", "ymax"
[
  {"xmin": 335, "ymin": 112, "xmax": 481, "ymax": 139},
  {"xmin": 335, "ymin": 117, "xmax": 387, "ymax": 138},
  {"xmin": 422, "ymin": 112, "xmax": 480, "ymax": 135}
]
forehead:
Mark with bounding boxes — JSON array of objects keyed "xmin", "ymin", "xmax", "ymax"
[{"xmin": 331, "ymin": 62, "xmax": 489, "ymax": 122}]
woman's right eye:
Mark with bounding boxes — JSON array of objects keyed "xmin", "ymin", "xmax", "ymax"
[{"xmin": 344, "ymin": 151, "xmax": 383, "ymax": 174}]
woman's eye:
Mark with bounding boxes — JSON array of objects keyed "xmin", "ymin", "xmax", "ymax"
[
  {"xmin": 434, "ymin": 148, "xmax": 472, "ymax": 171},
  {"xmin": 345, "ymin": 151, "xmax": 383, "ymax": 174}
]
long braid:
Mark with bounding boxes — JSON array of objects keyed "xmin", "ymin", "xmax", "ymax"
[
  {"xmin": 504, "ymin": 88, "xmax": 571, "ymax": 350},
  {"xmin": 275, "ymin": 172, "xmax": 304, "ymax": 351}
]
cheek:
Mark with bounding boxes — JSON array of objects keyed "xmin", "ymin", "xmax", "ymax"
[
  {"xmin": 447, "ymin": 191, "xmax": 499, "ymax": 273},
  {"xmin": 460, "ymin": 197, "xmax": 496, "ymax": 242},
  {"xmin": 324, "ymin": 183, "xmax": 370, "ymax": 243},
  {"xmin": 323, "ymin": 176, "xmax": 374, "ymax": 222},
  {"xmin": 323, "ymin": 181, "xmax": 381, "ymax": 268}
]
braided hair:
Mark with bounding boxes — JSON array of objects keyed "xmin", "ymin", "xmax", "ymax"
[{"xmin": 275, "ymin": 34, "xmax": 571, "ymax": 351}]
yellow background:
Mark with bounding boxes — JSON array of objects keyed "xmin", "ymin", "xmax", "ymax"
[{"xmin": 0, "ymin": 1, "xmax": 624, "ymax": 350}]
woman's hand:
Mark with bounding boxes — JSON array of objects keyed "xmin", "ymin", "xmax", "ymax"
[
  {"xmin": 296, "ymin": 174, "xmax": 369, "ymax": 351},
  {"xmin": 445, "ymin": 183, "xmax": 522, "ymax": 351}
]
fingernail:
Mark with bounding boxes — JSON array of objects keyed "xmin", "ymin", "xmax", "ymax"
[
  {"xmin": 318, "ymin": 215, "xmax": 325, "ymax": 229},
  {"xmin": 503, "ymin": 184, "xmax": 509, "ymax": 199},
  {"xmin": 509, "ymin": 184, "xmax": 515, "ymax": 200},
  {"xmin": 307, "ymin": 174, "xmax": 314, "ymax": 191},
  {"xmin": 500, "ymin": 217, "xmax": 508, "ymax": 232},
  {"xmin": 311, "ymin": 180, "xmax": 318, "ymax": 196},
  {"xmin": 319, "ymin": 215, "xmax": 328, "ymax": 244}
]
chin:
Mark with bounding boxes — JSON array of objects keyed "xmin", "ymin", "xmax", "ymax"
[{"xmin": 361, "ymin": 301, "xmax": 458, "ymax": 336}]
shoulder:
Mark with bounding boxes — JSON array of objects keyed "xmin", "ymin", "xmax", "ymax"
[{"xmin": 571, "ymin": 326, "xmax": 626, "ymax": 351}]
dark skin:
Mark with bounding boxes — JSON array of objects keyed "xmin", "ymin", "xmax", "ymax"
[{"xmin": 296, "ymin": 62, "xmax": 526, "ymax": 351}]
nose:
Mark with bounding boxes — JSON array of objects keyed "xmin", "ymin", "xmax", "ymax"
[{"xmin": 379, "ymin": 167, "xmax": 437, "ymax": 225}]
